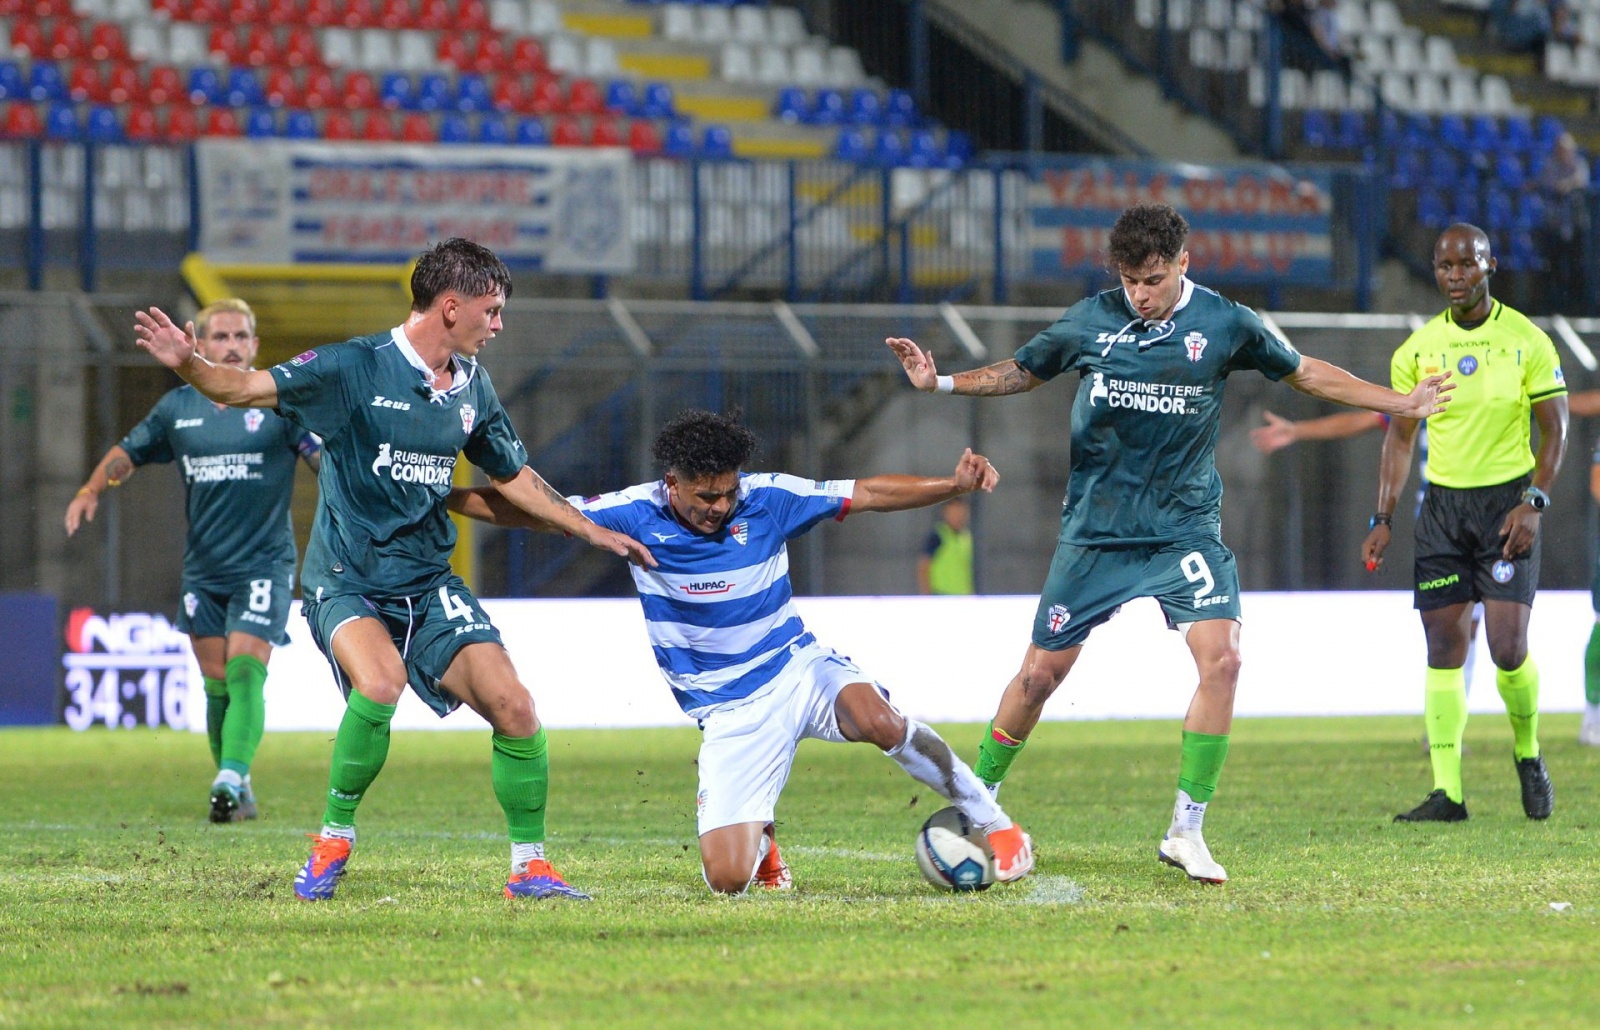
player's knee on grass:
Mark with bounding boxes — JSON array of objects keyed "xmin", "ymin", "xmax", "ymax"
[{"xmin": 701, "ymin": 846, "xmax": 757, "ymax": 894}]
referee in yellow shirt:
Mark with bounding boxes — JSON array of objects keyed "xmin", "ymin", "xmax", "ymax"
[{"xmin": 1363, "ymin": 224, "xmax": 1568, "ymax": 823}]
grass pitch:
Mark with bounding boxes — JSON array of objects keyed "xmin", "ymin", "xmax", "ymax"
[{"xmin": 2, "ymin": 716, "xmax": 1597, "ymax": 1028}]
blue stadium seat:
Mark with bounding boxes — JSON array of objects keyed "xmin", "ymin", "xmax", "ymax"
[
  {"xmin": 1467, "ymin": 115, "xmax": 1499, "ymax": 155},
  {"xmin": 1424, "ymin": 147, "xmax": 1459, "ymax": 188},
  {"xmin": 44, "ymin": 101, "xmax": 77, "ymax": 140},
  {"xmin": 1377, "ymin": 109, "xmax": 1403, "ymax": 149},
  {"xmin": 1401, "ymin": 113, "xmax": 1433, "ymax": 151},
  {"xmin": 1435, "ymin": 115, "xmax": 1468, "ymax": 153},
  {"xmin": 701, "ymin": 124, "xmax": 733, "ymax": 159},
  {"xmin": 1494, "ymin": 153, "xmax": 1525, "ymax": 190},
  {"xmin": 1416, "ymin": 187, "xmax": 1447, "ymax": 228},
  {"xmin": 415, "ymin": 74, "xmax": 452, "ymax": 112},
  {"xmin": 1301, "ymin": 110, "xmax": 1332, "ymax": 149},
  {"xmin": 848, "ymin": 88, "xmax": 882, "ymax": 126},
  {"xmin": 1448, "ymin": 183, "xmax": 1480, "ymax": 224},
  {"xmin": 833, "ymin": 127, "xmax": 869, "ymax": 162},
  {"xmin": 284, "ymin": 109, "xmax": 318, "ymax": 139},
  {"xmin": 438, "ymin": 113, "xmax": 471, "ymax": 143},
  {"xmin": 1502, "ymin": 116, "xmax": 1534, "ymax": 154},
  {"xmin": 1515, "ymin": 191, "xmax": 1545, "ymax": 231},
  {"xmin": 380, "ymin": 72, "xmax": 413, "ymax": 110},
  {"xmin": 187, "ymin": 67, "xmax": 223, "ymax": 106},
  {"xmin": 478, "ymin": 114, "xmax": 510, "ymax": 143},
  {"xmin": 872, "ymin": 129, "xmax": 905, "ymax": 166},
  {"xmin": 244, "ymin": 108, "xmax": 277, "ymax": 138},
  {"xmin": 85, "ymin": 104, "xmax": 122, "ymax": 143},
  {"xmin": 0, "ymin": 62, "xmax": 24, "ymax": 102},
  {"xmin": 29, "ymin": 63, "xmax": 66, "ymax": 103},
  {"xmin": 662, "ymin": 120, "xmax": 695, "ymax": 157},
  {"xmin": 1389, "ymin": 148, "xmax": 1423, "ymax": 190},
  {"xmin": 944, "ymin": 129, "xmax": 973, "ymax": 166},
  {"xmin": 773, "ymin": 86, "xmax": 806, "ymax": 123},
  {"xmin": 807, "ymin": 89, "xmax": 845, "ymax": 125},
  {"xmin": 226, "ymin": 68, "xmax": 263, "ymax": 108},
  {"xmin": 1507, "ymin": 230, "xmax": 1540, "ymax": 272},
  {"xmin": 515, "ymin": 116, "xmax": 549, "ymax": 145},
  {"xmin": 1536, "ymin": 115, "xmax": 1564, "ymax": 152},
  {"xmin": 1485, "ymin": 188, "xmax": 1514, "ymax": 230},
  {"xmin": 906, "ymin": 129, "xmax": 940, "ymax": 168},
  {"xmin": 639, "ymin": 81, "xmax": 674, "ymax": 119},
  {"xmin": 605, "ymin": 79, "xmax": 638, "ymax": 115},
  {"xmin": 883, "ymin": 88, "xmax": 916, "ymax": 128},
  {"xmin": 456, "ymin": 74, "xmax": 491, "ymax": 113},
  {"xmin": 1334, "ymin": 110, "xmax": 1366, "ymax": 150}
]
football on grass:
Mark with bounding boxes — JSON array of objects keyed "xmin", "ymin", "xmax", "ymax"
[{"xmin": 914, "ymin": 806, "xmax": 995, "ymax": 891}]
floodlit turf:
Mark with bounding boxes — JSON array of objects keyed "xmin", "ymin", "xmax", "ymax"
[{"xmin": 2, "ymin": 716, "xmax": 1596, "ymax": 1028}]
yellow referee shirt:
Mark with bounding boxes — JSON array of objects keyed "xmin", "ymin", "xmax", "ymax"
[{"xmin": 1390, "ymin": 300, "xmax": 1566, "ymax": 489}]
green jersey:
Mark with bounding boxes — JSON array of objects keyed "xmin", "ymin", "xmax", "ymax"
[
  {"xmin": 1015, "ymin": 278, "xmax": 1302, "ymax": 546},
  {"xmin": 1390, "ymin": 300, "xmax": 1565, "ymax": 489},
  {"xmin": 268, "ymin": 328, "xmax": 528, "ymax": 598},
  {"xmin": 119, "ymin": 385, "xmax": 317, "ymax": 585}
]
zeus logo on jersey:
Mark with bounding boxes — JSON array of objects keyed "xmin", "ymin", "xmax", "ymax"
[
  {"xmin": 1095, "ymin": 332, "xmax": 1137, "ymax": 346},
  {"xmin": 180, "ymin": 452, "xmax": 264, "ymax": 483},
  {"xmin": 174, "ymin": 418, "xmax": 204, "ymax": 429},
  {"xmin": 1088, "ymin": 373, "xmax": 1205, "ymax": 413},
  {"xmin": 371, "ymin": 395, "xmax": 411, "ymax": 410},
  {"xmin": 370, "ymin": 442, "xmax": 456, "ymax": 485},
  {"xmin": 681, "ymin": 581, "xmax": 735, "ymax": 595}
]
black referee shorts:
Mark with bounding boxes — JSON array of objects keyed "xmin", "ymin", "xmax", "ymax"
[{"xmin": 1412, "ymin": 477, "xmax": 1539, "ymax": 610}]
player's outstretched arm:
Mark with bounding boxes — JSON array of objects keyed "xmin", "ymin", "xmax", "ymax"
[
  {"xmin": 488, "ymin": 466, "xmax": 656, "ymax": 567},
  {"xmin": 1567, "ymin": 389, "xmax": 1600, "ymax": 418},
  {"xmin": 64, "ymin": 444, "xmax": 137, "ymax": 536},
  {"xmin": 1285, "ymin": 356, "xmax": 1452, "ymax": 420},
  {"xmin": 1250, "ymin": 410, "xmax": 1385, "ymax": 454},
  {"xmin": 850, "ymin": 447, "xmax": 999, "ymax": 514},
  {"xmin": 447, "ymin": 484, "xmax": 560, "ymax": 532},
  {"xmin": 133, "ymin": 307, "xmax": 278, "ymax": 408},
  {"xmin": 885, "ymin": 338, "xmax": 1043, "ymax": 397},
  {"xmin": 1361, "ymin": 416, "xmax": 1421, "ymax": 572}
]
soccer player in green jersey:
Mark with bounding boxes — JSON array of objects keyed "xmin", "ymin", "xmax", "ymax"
[
  {"xmin": 1364, "ymin": 224, "xmax": 1568, "ymax": 822},
  {"xmin": 1576, "ymin": 390, "xmax": 1600, "ymax": 745},
  {"xmin": 66, "ymin": 298, "xmax": 320, "ymax": 824},
  {"xmin": 133, "ymin": 239, "xmax": 656, "ymax": 901},
  {"xmin": 888, "ymin": 203, "xmax": 1451, "ymax": 883}
]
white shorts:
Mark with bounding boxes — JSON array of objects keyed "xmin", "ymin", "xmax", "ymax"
[{"xmin": 695, "ymin": 641, "xmax": 887, "ymax": 835}]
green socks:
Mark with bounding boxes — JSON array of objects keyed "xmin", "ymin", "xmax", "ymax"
[
  {"xmin": 203, "ymin": 676, "xmax": 228, "ymax": 769},
  {"xmin": 492, "ymin": 728, "xmax": 549, "ymax": 844},
  {"xmin": 1585, "ymin": 623, "xmax": 1600, "ymax": 706},
  {"xmin": 1425, "ymin": 666, "xmax": 1468, "ymax": 802},
  {"xmin": 322, "ymin": 691, "xmax": 397, "ymax": 830},
  {"xmin": 974, "ymin": 721, "xmax": 1025, "ymax": 787},
  {"xmin": 1495, "ymin": 656, "xmax": 1541, "ymax": 760},
  {"xmin": 1177, "ymin": 730, "xmax": 1230, "ymax": 803},
  {"xmin": 220, "ymin": 654, "xmax": 267, "ymax": 776}
]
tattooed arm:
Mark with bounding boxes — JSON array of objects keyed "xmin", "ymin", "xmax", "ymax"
[
  {"xmin": 65, "ymin": 445, "xmax": 137, "ymax": 536},
  {"xmin": 885, "ymin": 338, "xmax": 1043, "ymax": 396},
  {"xmin": 488, "ymin": 466, "xmax": 656, "ymax": 567}
]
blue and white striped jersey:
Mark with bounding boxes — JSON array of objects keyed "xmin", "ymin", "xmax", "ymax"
[{"xmin": 574, "ymin": 473, "xmax": 855, "ymax": 717}]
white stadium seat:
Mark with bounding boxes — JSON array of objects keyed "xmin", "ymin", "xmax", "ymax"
[
  {"xmin": 790, "ymin": 44, "xmax": 827, "ymax": 86},
  {"xmin": 528, "ymin": 0, "xmax": 563, "ymax": 35},
  {"xmin": 358, "ymin": 30, "xmax": 397, "ymax": 72},
  {"xmin": 755, "ymin": 44, "xmax": 792, "ymax": 85},
  {"xmin": 546, "ymin": 34, "xmax": 583, "ymax": 74},
  {"xmin": 720, "ymin": 43, "xmax": 755, "ymax": 83},
  {"xmin": 1479, "ymin": 74, "xmax": 1516, "ymax": 114},
  {"xmin": 397, "ymin": 31, "xmax": 434, "ymax": 72},
  {"xmin": 698, "ymin": 6, "xmax": 734, "ymax": 45},
  {"xmin": 769, "ymin": 8, "xmax": 807, "ymax": 46},
  {"xmin": 319, "ymin": 28, "xmax": 359, "ymax": 68},
  {"xmin": 1545, "ymin": 41, "xmax": 1575, "ymax": 82},
  {"xmin": 827, "ymin": 46, "xmax": 865, "ymax": 86},
  {"xmin": 126, "ymin": 20, "xmax": 164, "ymax": 61},
  {"xmin": 733, "ymin": 6, "xmax": 768, "ymax": 44},
  {"xmin": 489, "ymin": 0, "xmax": 525, "ymax": 34},
  {"xmin": 585, "ymin": 37, "xmax": 620, "ymax": 78},
  {"xmin": 166, "ymin": 22, "xmax": 207, "ymax": 65},
  {"xmin": 661, "ymin": 3, "xmax": 697, "ymax": 43}
]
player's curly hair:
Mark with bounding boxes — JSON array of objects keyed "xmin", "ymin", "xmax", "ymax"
[
  {"xmin": 1107, "ymin": 204, "xmax": 1190, "ymax": 272},
  {"xmin": 410, "ymin": 238, "xmax": 514, "ymax": 312},
  {"xmin": 653, "ymin": 409, "xmax": 758, "ymax": 479}
]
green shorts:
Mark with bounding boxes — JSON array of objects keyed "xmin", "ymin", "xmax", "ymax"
[
  {"xmin": 1032, "ymin": 536, "xmax": 1242, "ymax": 651},
  {"xmin": 302, "ymin": 576, "xmax": 503, "ymax": 717},
  {"xmin": 177, "ymin": 565, "xmax": 294, "ymax": 646}
]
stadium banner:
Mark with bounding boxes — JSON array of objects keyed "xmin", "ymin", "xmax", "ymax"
[
  {"xmin": 57, "ymin": 592, "xmax": 1592, "ymax": 733},
  {"xmin": 1024, "ymin": 157, "xmax": 1335, "ymax": 285},
  {"xmin": 195, "ymin": 140, "xmax": 635, "ymax": 272}
]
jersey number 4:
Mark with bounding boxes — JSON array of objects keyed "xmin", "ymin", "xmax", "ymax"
[{"xmin": 439, "ymin": 587, "xmax": 476, "ymax": 621}]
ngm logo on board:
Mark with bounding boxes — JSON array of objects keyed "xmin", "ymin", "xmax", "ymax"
[{"xmin": 62, "ymin": 608, "xmax": 192, "ymax": 731}]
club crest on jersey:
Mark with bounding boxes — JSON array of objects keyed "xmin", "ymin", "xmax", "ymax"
[
  {"xmin": 1047, "ymin": 603, "xmax": 1071, "ymax": 634},
  {"xmin": 1184, "ymin": 331, "xmax": 1208, "ymax": 362},
  {"xmin": 1457, "ymin": 355, "xmax": 1478, "ymax": 376},
  {"xmin": 729, "ymin": 521, "xmax": 748, "ymax": 545},
  {"xmin": 289, "ymin": 350, "xmax": 317, "ymax": 366},
  {"xmin": 244, "ymin": 409, "xmax": 264, "ymax": 433},
  {"xmin": 183, "ymin": 592, "xmax": 198, "ymax": 617},
  {"xmin": 1555, "ymin": 367, "xmax": 1566, "ymax": 384},
  {"xmin": 460, "ymin": 404, "xmax": 476, "ymax": 434}
]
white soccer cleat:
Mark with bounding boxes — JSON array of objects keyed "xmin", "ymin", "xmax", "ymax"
[
  {"xmin": 1158, "ymin": 831, "xmax": 1227, "ymax": 884},
  {"xmin": 1580, "ymin": 707, "xmax": 1600, "ymax": 747}
]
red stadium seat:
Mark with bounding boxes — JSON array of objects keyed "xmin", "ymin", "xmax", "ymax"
[
  {"xmin": 379, "ymin": 0, "xmax": 414, "ymax": 29},
  {"xmin": 192, "ymin": 0, "xmax": 227, "ymax": 23},
  {"xmin": 399, "ymin": 111, "xmax": 432, "ymax": 141},
  {"xmin": 436, "ymin": 34, "xmax": 469, "ymax": 68},
  {"xmin": 416, "ymin": 0, "xmax": 448, "ymax": 28},
  {"xmin": 164, "ymin": 106, "xmax": 200, "ymax": 140},
  {"xmin": 47, "ymin": 21, "xmax": 85, "ymax": 61},
  {"xmin": 468, "ymin": 34, "xmax": 504, "ymax": 74},
  {"xmin": 458, "ymin": 0, "xmax": 489, "ymax": 30},
  {"xmin": 146, "ymin": 66, "xmax": 183, "ymax": 106},
  {"xmin": 68, "ymin": 64, "xmax": 107, "ymax": 103},
  {"xmin": 303, "ymin": 0, "xmax": 337, "ymax": 26},
  {"xmin": 567, "ymin": 79, "xmax": 604, "ymax": 116},
  {"xmin": 341, "ymin": 0, "xmax": 377, "ymax": 28},
  {"xmin": 323, "ymin": 108, "xmax": 356, "ymax": 138},
  {"xmin": 125, "ymin": 104, "xmax": 159, "ymax": 139},
  {"xmin": 590, "ymin": 116, "xmax": 620, "ymax": 147},
  {"xmin": 360, "ymin": 110, "xmax": 395, "ymax": 140},
  {"xmin": 509, "ymin": 38, "xmax": 546, "ymax": 75},
  {"xmin": 31, "ymin": 0, "xmax": 71, "ymax": 16},
  {"xmin": 2, "ymin": 102, "xmax": 43, "ymax": 138},
  {"xmin": 263, "ymin": 66, "xmax": 299, "ymax": 106},
  {"xmin": 267, "ymin": 0, "xmax": 301, "ymax": 25},
  {"xmin": 203, "ymin": 107, "xmax": 241, "ymax": 136},
  {"xmin": 150, "ymin": 0, "xmax": 184, "ymax": 19},
  {"xmin": 228, "ymin": 0, "xmax": 263, "ymax": 23},
  {"xmin": 245, "ymin": 27, "xmax": 282, "ymax": 66},
  {"xmin": 550, "ymin": 116, "xmax": 582, "ymax": 146},
  {"xmin": 627, "ymin": 118, "xmax": 661, "ymax": 155},
  {"xmin": 528, "ymin": 74, "xmax": 563, "ymax": 115},
  {"xmin": 341, "ymin": 70, "xmax": 377, "ymax": 108},
  {"xmin": 490, "ymin": 75, "xmax": 525, "ymax": 113},
  {"xmin": 301, "ymin": 67, "xmax": 336, "ymax": 106},
  {"xmin": 106, "ymin": 63, "xmax": 142, "ymax": 104},
  {"xmin": 8, "ymin": 21, "xmax": 46, "ymax": 58},
  {"xmin": 88, "ymin": 23, "xmax": 129, "ymax": 62},
  {"xmin": 283, "ymin": 26, "xmax": 320, "ymax": 67},
  {"xmin": 208, "ymin": 26, "xmax": 248, "ymax": 65}
]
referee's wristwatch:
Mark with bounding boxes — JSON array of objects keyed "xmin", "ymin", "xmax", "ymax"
[{"xmin": 1522, "ymin": 486, "xmax": 1550, "ymax": 512}]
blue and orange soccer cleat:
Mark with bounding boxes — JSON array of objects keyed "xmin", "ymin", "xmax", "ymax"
[
  {"xmin": 293, "ymin": 834, "xmax": 352, "ymax": 901},
  {"xmin": 505, "ymin": 859, "xmax": 590, "ymax": 900}
]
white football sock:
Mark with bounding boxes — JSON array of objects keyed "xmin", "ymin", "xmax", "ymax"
[
  {"xmin": 319, "ymin": 823, "xmax": 355, "ymax": 842},
  {"xmin": 511, "ymin": 840, "xmax": 545, "ymax": 873},
  {"xmin": 212, "ymin": 769, "xmax": 242, "ymax": 789},
  {"xmin": 1169, "ymin": 789, "xmax": 1207, "ymax": 836},
  {"xmin": 887, "ymin": 720, "xmax": 1007, "ymax": 832}
]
